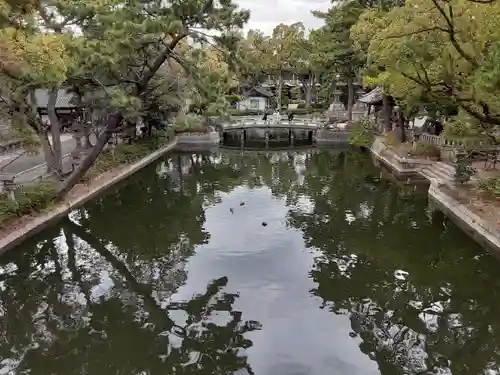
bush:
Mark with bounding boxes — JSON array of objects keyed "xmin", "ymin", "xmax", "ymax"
[
  {"xmin": 172, "ymin": 114, "xmax": 208, "ymax": 133},
  {"xmin": 310, "ymin": 102, "xmax": 328, "ymax": 110},
  {"xmin": 349, "ymin": 118, "xmax": 376, "ymax": 147},
  {"xmin": 477, "ymin": 177, "xmax": 500, "ymax": 197},
  {"xmin": 454, "ymin": 152, "xmax": 476, "ymax": 184},
  {"xmin": 0, "ymin": 182, "xmax": 57, "ymax": 224},
  {"xmin": 411, "ymin": 141, "xmax": 441, "ymax": 158}
]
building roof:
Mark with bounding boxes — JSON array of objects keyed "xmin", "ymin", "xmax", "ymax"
[
  {"xmin": 357, "ymin": 86, "xmax": 384, "ymax": 104},
  {"xmin": 34, "ymin": 88, "xmax": 79, "ymax": 108},
  {"xmin": 243, "ymin": 86, "xmax": 274, "ymax": 98}
]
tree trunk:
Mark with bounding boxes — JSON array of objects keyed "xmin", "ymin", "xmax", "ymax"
[
  {"xmin": 382, "ymin": 94, "xmax": 391, "ymax": 132},
  {"xmin": 305, "ymin": 81, "xmax": 313, "ymax": 107},
  {"xmin": 56, "ymin": 33, "xmax": 186, "ymax": 198},
  {"xmin": 57, "ymin": 113, "xmax": 122, "ymax": 198},
  {"xmin": 398, "ymin": 111, "xmax": 406, "ymax": 143},
  {"xmin": 347, "ymin": 76, "xmax": 354, "ymax": 122},
  {"xmin": 48, "ymin": 87, "xmax": 63, "ymax": 174},
  {"xmin": 277, "ymin": 70, "xmax": 283, "ymax": 110},
  {"xmin": 39, "ymin": 131, "xmax": 57, "ymax": 172},
  {"xmin": 28, "ymin": 90, "xmax": 56, "ymax": 172}
]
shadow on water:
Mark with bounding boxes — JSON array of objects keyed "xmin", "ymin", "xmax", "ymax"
[{"xmin": 1, "ymin": 148, "xmax": 500, "ymax": 374}]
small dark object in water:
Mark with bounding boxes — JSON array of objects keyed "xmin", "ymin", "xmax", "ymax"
[
  {"xmin": 261, "ymin": 221, "xmax": 267, "ymax": 227},
  {"xmin": 230, "ymin": 208, "xmax": 234, "ymax": 213},
  {"xmin": 240, "ymin": 202, "xmax": 245, "ymax": 206},
  {"xmin": 349, "ymin": 331, "xmax": 358, "ymax": 338}
]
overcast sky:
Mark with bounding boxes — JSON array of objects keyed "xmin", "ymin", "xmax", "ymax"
[{"xmin": 236, "ymin": 0, "xmax": 331, "ymax": 36}]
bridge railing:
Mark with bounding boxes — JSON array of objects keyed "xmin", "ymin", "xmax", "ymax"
[{"xmin": 224, "ymin": 119, "xmax": 325, "ymax": 128}]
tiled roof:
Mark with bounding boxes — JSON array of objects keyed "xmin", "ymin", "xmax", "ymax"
[
  {"xmin": 34, "ymin": 88, "xmax": 78, "ymax": 108},
  {"xmin": 357, "ymin": 86, "xmax": 384, "ymax": 104},
  {"xmin": 244, "ymin": 86, "xmax": 274, "ymax": 98}
]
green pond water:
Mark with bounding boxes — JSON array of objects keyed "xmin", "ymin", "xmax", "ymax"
[{"xmin": 1, "ymin": 149, "xmax": 500, "ymax": 375}]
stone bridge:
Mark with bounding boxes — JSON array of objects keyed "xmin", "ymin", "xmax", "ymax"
[
  {"xmin": 219, "ymin": 118, "xmax": 350, "ymax": 147},
  {"xmin": 220, "ymin": 118, "xmax": 325, "ymax": 132}
]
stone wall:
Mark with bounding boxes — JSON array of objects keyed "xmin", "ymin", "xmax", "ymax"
[
  {"xmin": 176, "ymin": 131, "xmax": 220, "ymax": 145},
  {"xmin": 315, "ymin": 129, "xmax": 350, "ymax": 145}
]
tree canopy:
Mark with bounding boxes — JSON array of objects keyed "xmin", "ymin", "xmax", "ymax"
[{"xmin": 351, "ymin": 0, "xmax": 500, "ymax": 140}]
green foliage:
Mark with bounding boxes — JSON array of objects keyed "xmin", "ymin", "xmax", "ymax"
[
  {"xmin": 312, "ymin": 2, "xmax": 364, "ymax": 85},
  {"xmin": 477, "ymin": 177, "xmax": 500, "ymax": 198},
  {"xmin": 454, "ymin": 152, "xmax": 476, "ymax": 184},
  {"xmin": 0, "ymin": 182, "xmax": 57, "ymax": 224},
  {"xmin": 352, "ymin": 0, "xmax": 500, "ymax": 140},
  {"xmin": 411, "ymin": 142, "xmax": 441, "ymax": 158},
  {"xmin": 171, "ymin": 114, "xmax": 208, "ymax": 133},
  {"xmin": 2, "ymin": 0, "xmax": 250, "ymax": 197},
  {"xmin": 349, "ymin": 118, "xmax": 376, "ymax": 147}
]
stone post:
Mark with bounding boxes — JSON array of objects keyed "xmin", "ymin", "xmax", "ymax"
[{"xmin": 265, "ymin": 129, "xmax": 269, "ymax": 149}]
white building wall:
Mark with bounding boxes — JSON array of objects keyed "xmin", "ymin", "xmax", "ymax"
[{"xmin": 236, "ymin": 97, "xmax": 268, "ymax": 111}]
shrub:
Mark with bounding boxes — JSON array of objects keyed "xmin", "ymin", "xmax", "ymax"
[
  {"xmin": 477, "ymin": 177, "xmax": 500, "ymax": 197},
  {"xmin": 410, "ymin": 141, "xmax": 441, "ymax": 158},
  {"xmin": 454, "ymin": 152, "xmax": 476, "ymax": 184},
  {"xmin": 311, "ymin": 102, "xmax": 328, "ymax": 110},
  {"xmin": 172, "ymin": 114, "xmax": 208, "ymax": 133},
  {"xmin": 0, "ymin": 182, "xmax": 57, "ymax": 224},
  {"xmin": 349, "ymin": 118, "xmax": 376, "ymax": 147}
]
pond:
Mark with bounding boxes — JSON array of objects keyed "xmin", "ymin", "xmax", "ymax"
[{"xmin": 1, "ymin": 149, "xmax": 500, "ymax": 375}]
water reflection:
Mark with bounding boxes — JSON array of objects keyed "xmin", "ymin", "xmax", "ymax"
[{"xmin": 1, "ymin": 149, "xmax": 500, "ymax": 375}]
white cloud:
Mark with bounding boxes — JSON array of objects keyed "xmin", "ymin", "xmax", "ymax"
[{"xmin": 236, "ymin": 0, "xmax": 331, "ymax": 35}]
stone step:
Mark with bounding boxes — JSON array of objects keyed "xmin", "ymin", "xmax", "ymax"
[
  {"xmin": 434, "ymin": 161, "xmax": 455, "ymax": 177},
  {"xmin": 430, "ymin": 166, "xmax": 453, "ymax": 181},
  {"xmin": 420, "ymin": 168, "xmax": 445, "ymax": 185},
  {"xmin": 434, "ymin": 161, "xmax": 479, "ymax": 183}
]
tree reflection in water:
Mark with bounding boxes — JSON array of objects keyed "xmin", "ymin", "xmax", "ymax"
[
  {"xmin": 0, "ymin": 152, "xmax": 263, "ymax": 375},
  {"xmin": 2, "ymin": 150, "xmax": 500, "ymax": 375},
  {"xmin": 287, "ymin": 151, "xmax": 500, "ymax": 375}
]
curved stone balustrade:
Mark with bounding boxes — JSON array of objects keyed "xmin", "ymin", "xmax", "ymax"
[{"xmin": 222, "ymin": 119, "xmax": 325, "ymax": 131}]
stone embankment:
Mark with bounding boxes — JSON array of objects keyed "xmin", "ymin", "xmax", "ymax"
[{"xmin": 369, "ymin": 137, "xmax": 500, "ymax": 253}]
